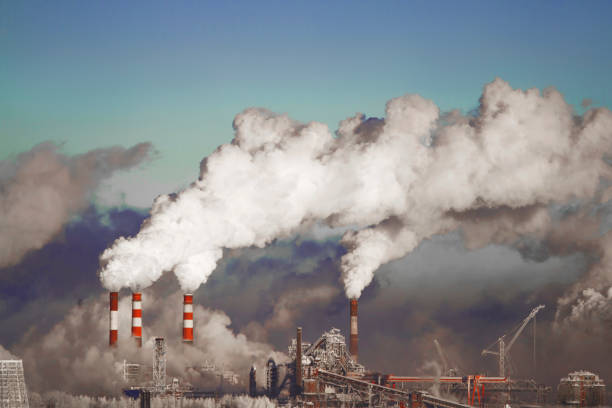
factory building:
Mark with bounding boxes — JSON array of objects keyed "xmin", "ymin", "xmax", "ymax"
[
  {"xmin": 288, "ymin": 327, "xmax": 365, "ymax": 377},
  {"xmin": 558, "ymin": 371, "xmax": 606, "ymax": 406}
]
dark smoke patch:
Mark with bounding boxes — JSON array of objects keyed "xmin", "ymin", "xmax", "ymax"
[
  {"xmin": 0, "ymin": 206, "xmax": 147, "ymax": 347},
  {"xmin": 0, "ymin": 141, "xmax": 153, "ymax": 268}
]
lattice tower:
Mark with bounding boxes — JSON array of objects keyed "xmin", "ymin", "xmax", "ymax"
[
  {"xmin": 0, "ymin": 360, "xmax": 29, "ymax": 408},
  {"xmin": 153, "ymin": 338, "xmax": 166, "ymax": 392}
]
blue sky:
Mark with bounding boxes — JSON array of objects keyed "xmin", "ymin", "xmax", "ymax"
[{"xmin": 2, "ymin": 0, "xmax": 612, "ymax": 206}]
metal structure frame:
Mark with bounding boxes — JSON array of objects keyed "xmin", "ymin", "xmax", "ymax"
[
  {"xmin": 153, "ymin": 338, "xmax": 167, "ymax": 393},
  {"xmin": 482, "ymin": 305, "xmax": 544, "ymax": 377},
  {"xmin": 0, "ymin": 360, "xmax": 29, "ymax": 408}
]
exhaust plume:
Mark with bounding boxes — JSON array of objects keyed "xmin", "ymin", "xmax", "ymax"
[
  {"xmin": 99, "ymin": 79, "xmax": 612, "ymax": 301},
  {"xmin": 0, "ymin": 141, "xmax": 153, "ymax": 268}
]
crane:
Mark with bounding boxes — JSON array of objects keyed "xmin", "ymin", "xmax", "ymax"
[
  {"xmin": 434, "ymin": 339, "xmax": 449, "ymax": 374},
  {"xmin": 481, "ymin": 305, "xmax": 545, "ymax": 377},
  {"xmin": 434, "ymin": 339, "xmax": 459, "ymax": 376}
]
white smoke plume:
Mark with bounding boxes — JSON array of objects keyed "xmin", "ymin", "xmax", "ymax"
[
  {"xmin": 0, "ymin": 142, "xmax": 153, "ymax": 268},
  {"xmin": 99, "ymin": 78, "xmax": 612, "ymax": 301},
  {"xmin": 561, "ymin": 286, "xmax": 612, "ymax": 333},
  {"xmin": 13, "ymin": 291, "xmax": 285, "ymax": 395}
]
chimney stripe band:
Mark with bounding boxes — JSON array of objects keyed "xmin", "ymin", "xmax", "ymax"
[
  {"xmin": 110, "ymin": 310, "xmax": 119, "ymax": 330},
  {"xmin": 109, "ymin": 292, "xmax": 119, "ymax": 347}
]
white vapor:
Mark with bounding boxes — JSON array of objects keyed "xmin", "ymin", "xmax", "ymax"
[
  {"xmin": 99, "ymin": 79, "xmax": 612, "ymax": 301},
  {"xmin": 0, "ymin": 142, "xmax": 153, "ymax": 268}
]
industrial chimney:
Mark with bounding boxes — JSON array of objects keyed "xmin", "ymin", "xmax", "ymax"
[
  {"xmin": 183, "ymin": 294, "xmax": 194, "ymax": 343},
  {"xmin": 109, "ymin": 292, "xmax": 119, "ymax": 347},
  {"xmin": 131, "ymin": 292, "xmax": 142, "ymax": 347},
  {"xmin": 350, "ymin": 298, "xmax": 358, "ymax": 362},
  {"xmin": 295, "ymin": 327, "xmax": 302, "ymax": 394}
]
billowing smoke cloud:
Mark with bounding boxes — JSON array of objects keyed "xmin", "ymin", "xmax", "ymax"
[
  {"xmin": 0, "ymin": 142, "xmax": 153, "ymax": 268},
  {"xmin": 13, "ymin": 290, "xmax": 285, "ymax": 395},
  {"xmin": 99, "ymin": 79, "xmax": 612, "ymax": 303},
  {"xmin": 263, "ymin": 286, "xmax": 339, "ymax": 330},
  {"xmin": 560, "ymin": 287, "xmax": 612, "ymax": 333},
  {"xmin": 0, "ymin": 343, "xmax": 18, "ymax": 359}
]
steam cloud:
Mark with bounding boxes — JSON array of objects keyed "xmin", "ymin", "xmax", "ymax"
[
  {"xmin": 0, "ymin": 142, "xmax": 153, "ymax": 268},
  {"xmin": 99, "ymin": 79, "xmax": 612, "ymax": 303}
]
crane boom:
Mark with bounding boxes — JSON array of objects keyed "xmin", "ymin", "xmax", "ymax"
[
  {"xmin": 433, "ymin": 339, "xmax": 449, "ymax": 373},
  {"xmin": 481, "ymin": 305, "xmax": 545, "ymax": 377},
  {"xmin": 505, "ymin": 305, "xmax": 544, "ymax": 354}
]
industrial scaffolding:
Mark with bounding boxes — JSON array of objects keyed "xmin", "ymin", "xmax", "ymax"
[
  {"xmin": 153, "ymin": 338, "xmax": 167, "ymax": 393},
  {"xmin": 0, "ymin": 360, "xmax": 29, "ymax": 408}
]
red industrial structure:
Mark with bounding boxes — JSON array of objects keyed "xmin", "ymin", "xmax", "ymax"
[{"xmin": 131, "ymin": 292, "xmax": 143, "ymax": 347}]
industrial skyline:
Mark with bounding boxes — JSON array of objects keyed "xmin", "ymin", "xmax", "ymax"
[{"xmin": 1, "ymin": 1, "xmax": 612, "ymax": 406}]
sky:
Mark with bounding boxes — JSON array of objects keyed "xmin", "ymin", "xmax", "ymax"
[
  {"xmin": 2, "ymin": 1, "xmax": 612, "ymax": 206},
  {"xmin": 2, "ymin": 0, "xmax": 612, "ymax": 402}
]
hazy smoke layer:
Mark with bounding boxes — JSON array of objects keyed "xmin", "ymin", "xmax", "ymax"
[
  {"xmin": 28, "ymin": 393, "xmax": 275, "ymax": 408},
  {"xmin": 0, "ymin": 343, "xmax": 17, "ymax": 359},
  {"xmin": 99, "ymin": 79, "xmax": 612, "ymax": 300},
  {"xmin": 0, "ymin": 142, "xmax": 152, "ymax": 268},
  {"xmin": 12, "ymin": 291, "xmax": 284, "ymax": 395}
]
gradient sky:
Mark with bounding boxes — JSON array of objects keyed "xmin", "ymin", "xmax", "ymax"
[{"xmin": 2, "ymin": 0, "xmax": 612, "ymax": 206}]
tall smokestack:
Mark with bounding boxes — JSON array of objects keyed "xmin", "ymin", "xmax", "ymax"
[
  {"xmin": 109, "ymin": 292, "xmax": 118, "ymax": 347},
  {"xmin": 350, "ymin": 298, "xmax": 358, "ymax": 362},
  {"xmin": 131, "ymin": 292, "xmax": 142, "ymax": 347},
  {"xmin": 296, "ymin": 327, "xmax": 302, "ymax": 394},
  {"xmin": 183, "ymin": 294, "xmax": 194, "ymax": 344}
]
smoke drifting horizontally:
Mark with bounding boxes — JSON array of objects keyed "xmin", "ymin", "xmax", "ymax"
[
  {"xmin": 99, "ymin": 79, "xmax": 612, "ymax": 302},
  {"xmin": 0, "ymin": 142, "xmax": 153, "ymax": 268}
]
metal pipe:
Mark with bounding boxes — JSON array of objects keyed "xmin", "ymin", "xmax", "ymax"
[
  {"xmin": 350, "ymin": 298, "xmax": 358, "ymax": 362},
  {"xmin": 296, "ymin": 327, "xmax": 302, "ymax": 393}
]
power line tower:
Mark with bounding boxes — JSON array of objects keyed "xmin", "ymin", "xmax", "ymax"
[
  {"xmin": 153, "ymin": 338, "xmax": 167, "ymax": 393},
  {"xmin": 0, "ymin": 360, "xmax": 29, "ymax": 408}
]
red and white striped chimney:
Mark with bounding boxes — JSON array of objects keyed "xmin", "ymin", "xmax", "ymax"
[
  {"xmin": 131, "ymin": 292, "xmax": 142, "ymax": 347},
  {"xmin": 349, "ymin": 298, "xmax": 358, "ymax": 362},
  {"xmin": 183, "ymin": 294, "xmax": 194, "ymax": 343},
  {"xmin": 109, "ymin": 292, "xmax": 119, "ymax": 347}
]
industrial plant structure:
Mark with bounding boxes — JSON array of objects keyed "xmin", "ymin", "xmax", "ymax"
[
  {"xmin": 0, "ymin": 360, "xmax": 29, "ymax": 408},
  {"xmin": 107, "ymin": 294, "xmax": 604, "ymax": 408},
  {"xmin": 558, "ymin": 371, "xmax": 606, "ymax": 406}
]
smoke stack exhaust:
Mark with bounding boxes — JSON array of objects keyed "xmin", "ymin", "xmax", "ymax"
[
  {"xmin": 350, "ymin": 298, "xmax": 358, "ymax": 362},
  {"xmin": 109, "ymin": 292, "xmax": 118, "ymax": 347},
  {"xmin": 183, "ymin": 294, "xmax": 194, "ymax": 343},
  {"xmin": 296, "ymin": 327, "xmax": 302, "ymax": 394},
  {"xmin": 131, "ymin": 292, "xmax": 142, "ymax": 347}
]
